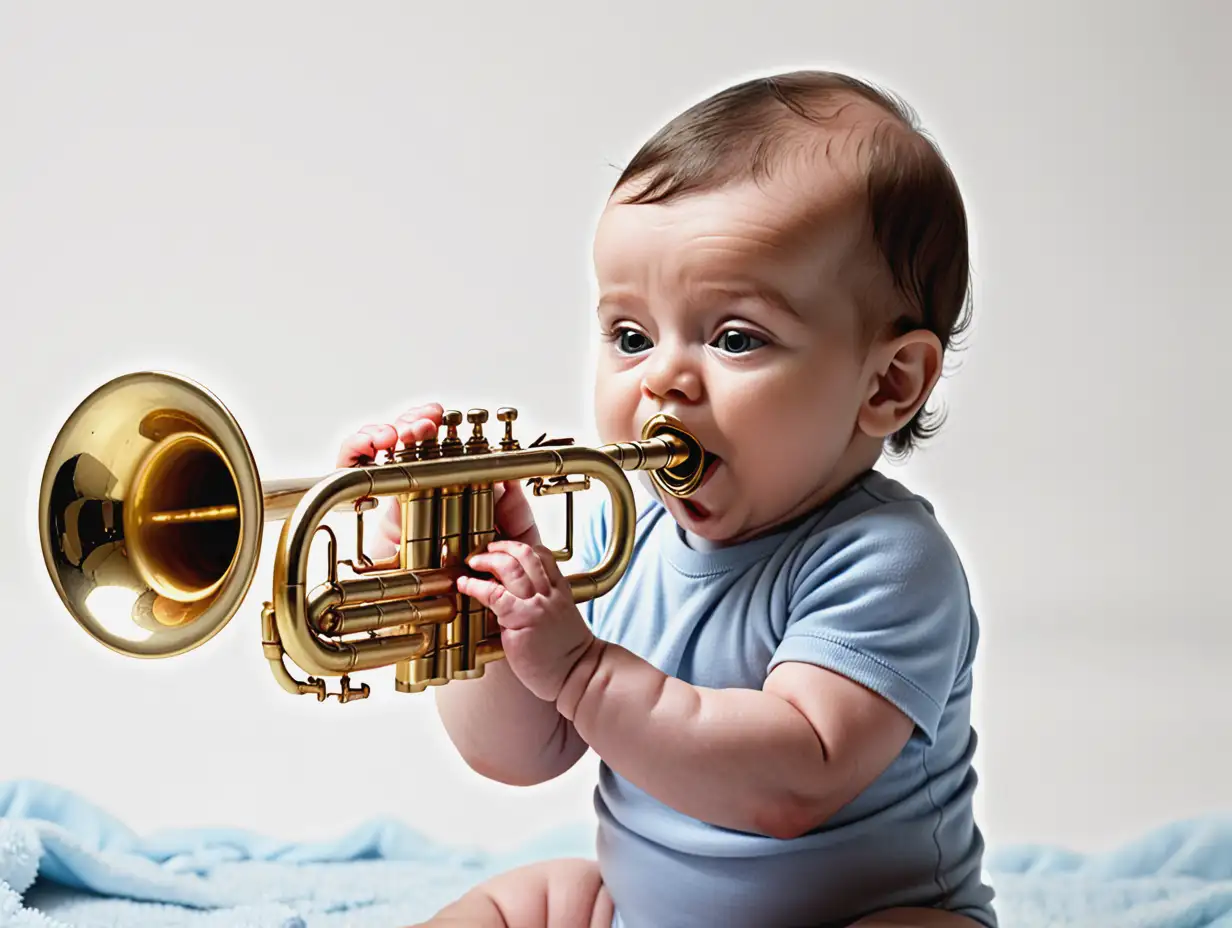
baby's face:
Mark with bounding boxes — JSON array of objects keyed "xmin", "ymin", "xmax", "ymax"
[{"xmin": 591, "ymin": 161, "xmax": 890, "ymax": 544}]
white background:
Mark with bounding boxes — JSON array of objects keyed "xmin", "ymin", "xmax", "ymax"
[{"xmin": 2, "ymin": 1, "xmax": 1228, "ymax": 857}]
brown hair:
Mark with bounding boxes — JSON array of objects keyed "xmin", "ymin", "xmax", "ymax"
[{"xmin": 611, "ymin": 71, "xmax": 972, "ymax": 458}]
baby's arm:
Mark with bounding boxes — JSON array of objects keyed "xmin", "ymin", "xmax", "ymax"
[
  {"xmin": 435, "ymin": 478, "xmax": 592, "ymax": 786},
  {"xmin": 555, "ymin": 509, "xmax": 969, "ymax": 839},
  {"xmin": 557, "ymin": 645, "xmax": 913, "ymax": 838},
  {"xmin": 435, "ymin": 658, "xmax": 588, "ymax": 787}
]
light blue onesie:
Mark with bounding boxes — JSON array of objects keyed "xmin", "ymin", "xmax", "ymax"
[{"xmin": 575, "ymin": 469, "xmax": 997, "ymax": 928}]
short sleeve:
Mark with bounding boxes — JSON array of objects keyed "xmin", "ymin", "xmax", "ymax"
[{"xmin": 767, "ymin": 505, "xmax": 972, "ymax": 743}]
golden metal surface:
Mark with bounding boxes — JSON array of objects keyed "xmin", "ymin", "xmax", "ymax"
[{"xmin": 39, "ymin": 371, "xmax": 709, "ymax": 702}]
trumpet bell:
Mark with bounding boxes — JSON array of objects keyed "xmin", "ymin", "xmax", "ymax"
[{"xmin": 39, "ymin": 371, "xmax": 263, "ymax": 659}]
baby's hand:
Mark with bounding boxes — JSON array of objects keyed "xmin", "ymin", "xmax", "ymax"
[
  {"xmin": 459, "ymin": 541, "xmax": 596, "ymax": 703},
  {"xmin": 335, "ymin": 403, "xmax": 446, "ymax": 468}
]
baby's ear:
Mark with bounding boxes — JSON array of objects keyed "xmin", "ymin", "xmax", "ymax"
[{"xmin": 857, "ymin": 330, "xmax": 943, "ymax": 439}]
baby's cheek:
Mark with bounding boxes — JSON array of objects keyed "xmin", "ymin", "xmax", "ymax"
[
  {"xmin": 716, "ymin": 377, "xmax": 809, "ymax": 442},
  {"xmin": 710, "ymin": 379, "xmax": 770, "ymax": 432},
  {"xmin": 592, "ymin": 370, "xmax": 641, "ymax": 435},
  {"xmin": 731, "ymin": 387, "xmax": 845, "ymax": 480}
]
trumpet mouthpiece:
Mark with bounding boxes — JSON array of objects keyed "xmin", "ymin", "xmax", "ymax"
[{"xmin": 640, "ymin": 414, "xmax": 707, "ymax": 499}]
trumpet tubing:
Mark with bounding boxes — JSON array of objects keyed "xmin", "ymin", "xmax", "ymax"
[{"xmin": 39, "ymin": 372, "xmax": 709, "ymax": 703}]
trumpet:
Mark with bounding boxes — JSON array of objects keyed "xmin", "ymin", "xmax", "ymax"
[{"xmin": 39, "ymin": 371, "xmax": 709, "ymax": 703}]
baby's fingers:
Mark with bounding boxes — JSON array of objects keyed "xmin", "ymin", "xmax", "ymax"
[
  {"xmin": 376, "ymin": 500, "xmax": 402, "ymax": 551},
  {"xmin": 456, "ymin": 575, "xmax": 510, "ymax": 614},
  {"xmin": 467, "ymin": 550, "xmax": 537, "ymax": 599},
  {"xmin": 336, "ymin": 423, "xmax": 399, "ymax": 467},
  {"xmin": 394, "ymin": 404, "xmax": 445, "ymax": 445},
  {"xmin": 336, "ymin": 434, "xmax": 375, "ymax": 468},
  {"xmin": 495, "ymin": 480, "xmax": 542, "ymax": 546}
]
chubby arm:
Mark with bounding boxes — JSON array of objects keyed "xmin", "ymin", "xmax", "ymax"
[
  {"xmin": 435, "ymin": 655, "xmax": 589, "ymax": 787},
  {"xmin": 557, "ymin": 644, "xmax": 912, "ymax": 838},
  {"xmin": 557, "ymin": 508, "xmax": 970, "ymax": 838}
]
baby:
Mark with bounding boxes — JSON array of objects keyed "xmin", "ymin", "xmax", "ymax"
[{"xmin": 338, "ymin": 70, "xmax": 996, "ymax": 928}]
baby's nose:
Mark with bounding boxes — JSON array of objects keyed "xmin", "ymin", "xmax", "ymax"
[{"xmin": 641, "ymin": 359, "xmax": 702, "ymax": 403}]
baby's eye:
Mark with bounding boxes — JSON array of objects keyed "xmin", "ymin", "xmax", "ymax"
[
  {"xmin": 614, "ymin": 327, "xmax": 653, "ymax": 354},
  {"xmin": 712, "ymin": 329, "xmax": 766, "ymax": 354}
]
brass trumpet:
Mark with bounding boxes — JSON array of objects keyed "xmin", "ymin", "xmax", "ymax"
[{"xmin": 39, "ymin": 371, "xmax": 709, "ymax": 702}]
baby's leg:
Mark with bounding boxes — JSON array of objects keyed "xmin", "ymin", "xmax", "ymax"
[{"xmin": 408, "ymin": 857, "xmax": 613, "ymax": 928}]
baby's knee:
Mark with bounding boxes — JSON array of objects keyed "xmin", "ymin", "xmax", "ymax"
[
  {"xmin": 502, "ymin": 858, "xmax": 611, "ymax": 927},
  {"xmin": 421, "ymin": 857, "xmax": 611, "ymax": 928},
  {"xmin": 551, "ymin": 858, "xmax": 612, "ymax": 926}
]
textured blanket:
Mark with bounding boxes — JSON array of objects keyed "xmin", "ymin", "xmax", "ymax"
[{"xmin": 2, "ymin": 780, "xmax": 1230, "ymax": 927}]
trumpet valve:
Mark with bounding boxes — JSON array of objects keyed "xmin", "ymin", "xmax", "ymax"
[
  {"xmin": 497, "ymin": 407, "xmax": 520, "ymax": 452},
  {"xmin": 465, "ymin": 408, "xmax": 490, "ymax": 455},
  {"xmin": 440, "ymin": 410, "xmax": 464, "ymax": 457},
  {"xmin": 417, "ymin": 430, "xmax": 441, "ymax": 460},
  {"xmin": 393, "ymin": 438, "xmax": 419, "ymax": 464}
]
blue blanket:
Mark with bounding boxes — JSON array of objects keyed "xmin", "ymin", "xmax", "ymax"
[{"xmin": 2, "ymin": 779, "xmax": 1231, "ymax": 927}]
